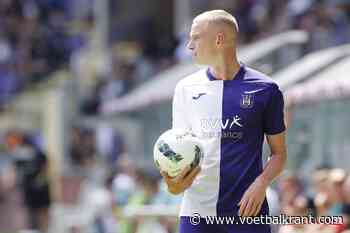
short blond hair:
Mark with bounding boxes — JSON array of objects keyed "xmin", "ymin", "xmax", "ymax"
[{"xmin": 194, "ymin": 10, "xmax": 239, "ymax": 34}]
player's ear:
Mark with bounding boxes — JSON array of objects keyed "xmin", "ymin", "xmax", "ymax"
[{"xmin": 216, "ymin": 32, "xmax": 224, "ymax": 47}]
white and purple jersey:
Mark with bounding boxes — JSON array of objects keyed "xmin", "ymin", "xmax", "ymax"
[{"xmin": 172, "ymin": 64, "xmax": 285, "ymax": 217}]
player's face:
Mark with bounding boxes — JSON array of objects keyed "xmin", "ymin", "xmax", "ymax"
[{"xmin": 187, "ymin": 20, "xmax": 217, "ymax": 65}]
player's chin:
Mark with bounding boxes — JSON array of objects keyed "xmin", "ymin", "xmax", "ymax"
[
  {"xmin": 191, "ymin": 53, "xmax": 198, "ymax": 60},
  {"xmin": 193, "ymin": 57, "xmax": 207, "ymax": 65}
]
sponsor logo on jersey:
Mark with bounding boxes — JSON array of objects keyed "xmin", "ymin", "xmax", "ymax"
[{"xmin": 200, "ymin": 115, "xmax": 243, "ymax": 130}]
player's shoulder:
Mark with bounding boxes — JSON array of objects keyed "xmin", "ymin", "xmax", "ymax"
[
  {"xmin": 243, "ymin": 65, "xmax": 280, "ymax": 91},
  {"xmin": 176, "ymin": 68, "xmax": 208, "ymax": 88}
]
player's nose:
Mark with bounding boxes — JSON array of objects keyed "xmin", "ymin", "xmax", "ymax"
[{"xmin": 187, "ymin": 40, "xmax": 194, "ymax": 51}]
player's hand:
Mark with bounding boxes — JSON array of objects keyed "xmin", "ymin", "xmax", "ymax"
[
  {"xmin": 238, "ymin": 177, "xmax": 269, "ymax": 217},
  {"xmin": 160, "ymin": 165, "xmax": 201, "ymax": 195}
]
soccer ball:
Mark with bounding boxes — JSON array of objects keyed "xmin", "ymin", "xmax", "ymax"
[{"xmin": 153, "ymin": 129, "xmax": 204, "ymax": 177}]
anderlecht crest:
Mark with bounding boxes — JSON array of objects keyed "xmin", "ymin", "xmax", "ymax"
[{"xmin": 240, "ymin": 94, "xmax": 254, "ymax": 108}]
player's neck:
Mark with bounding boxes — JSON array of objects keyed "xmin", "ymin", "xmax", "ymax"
[{"xmin": 210, "ymin": 59, "xmax": 241, "ymax": 81}]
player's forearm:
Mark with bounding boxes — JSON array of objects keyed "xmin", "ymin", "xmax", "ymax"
[{"xmin": 256, "ymin": 151, "xmax": 287, "ymax": 187}]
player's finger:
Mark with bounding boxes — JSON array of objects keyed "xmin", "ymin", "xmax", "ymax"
[
  {"xmin": 174, "ymin": 165, "xmax": 191, "ymax": 181},
  {"xmin": 160, "ymin": 170, "xmax": 171, "ymax": 179},
  {"xmin": 250, "ymin": 202, "xmax": 259, "ymax": 217},
  {"xmin": 251, "ymin": 205, "xmax": 259, "ymax": 217},
  {"xmin": 160, "ymin": 170, "xmax": 166, "ymax": 177},
  {"xmin": 242, "ymin": 198, "xmax": 254, "ymax": 217},
  {"xmin": 251, "ymin": 199, "xmax": 262, "ymax": 217},
  {"xmin": 188, "ymin": 165, "xmax": 201, "ymax": 178},
  {"xmin": 184, "ymin": 166, "xmax": 201, "ymax": 183},
  {"xmin": 238, "ymin": 196, "xmax": 248, "ymax": 216},
  {"xmin": 253, "ymin": 201, "xmax": 264, "ymax": 216}
]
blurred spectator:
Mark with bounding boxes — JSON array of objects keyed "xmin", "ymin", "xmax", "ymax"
[
  {"xmin": 278, "ymin": 172, "xmax": 303, "ymax": 208},
  {"xmin": 119, "ymin": 168, "xmax": 165, "ymax": 233},
  {"xmin": 96, "ymin": 124, "xmax": 125, "ymax": 166},
  {"xmin": 0, "ymin": 144, "xmax": 27, "ymax": 232},
  {"xmin": 312, "ymin": 169, "xmax": 330, "ymax": 195},
  {"xmin": 91, "ymin": 174, "xmax": 119, "ymax": 233},
  {"xmin": 100, "ymin": 57, "xmax": 135, "ymax": 101},
  {"xmin": 4, "ymin": 130, "xmax": 51, "ymax": 233},
  {"xmin": 279, "ymin": 196, "xmax": 309, "ymax": 233},
  {"xmin": 112, "ymin": 156, "xmax": 137, "ymax": 207},
  {"xmin": 327, "ymin": 169, "xmax": 347, "ymax": 216},
  {"xmin": 343, "ymin": 175, "xmax": 350, "ymax": 229},
  {"xmin": 69, "ymin": 126, "xmax": 96, "ymax": 168},
  {"xmin": 69, "ymin": 125, "xmax": 125, "ymax": 171}
]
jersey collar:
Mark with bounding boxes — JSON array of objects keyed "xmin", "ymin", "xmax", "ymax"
[{"xmin": 206, "ymin": 64, "xmax": 246, "ymax": 82}]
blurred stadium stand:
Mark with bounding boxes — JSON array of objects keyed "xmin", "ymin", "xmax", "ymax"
[{"xmin": 0, "ymin": 0, "xmax": 350, "ymax": 233}]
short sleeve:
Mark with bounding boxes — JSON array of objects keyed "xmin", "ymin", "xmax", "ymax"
[
  {"xmin": 172, "ymin": 82, "xmax": 191, "ymax": 130},
  {"xmin": 263, "ymin": 84, "xmax": 286, "ymax": 135}
]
